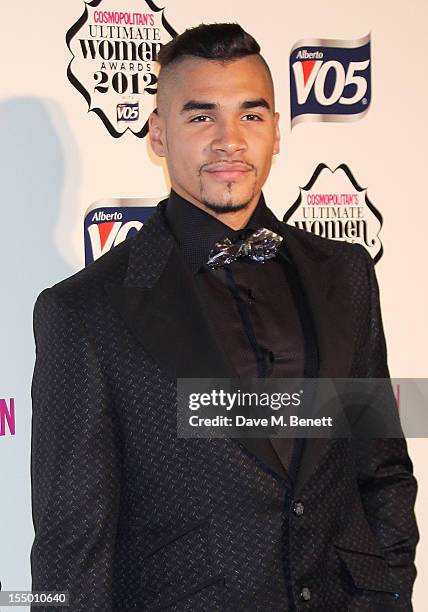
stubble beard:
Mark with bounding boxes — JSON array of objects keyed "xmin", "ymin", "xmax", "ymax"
[{"xmin": 198, "ymin": 170, "xmax": 258, "ymax": 214}]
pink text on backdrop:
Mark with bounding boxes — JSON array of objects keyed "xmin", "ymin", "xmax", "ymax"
[{"xmin": 0, "ymin": 398, "xmax": 15, "ymax": 436}]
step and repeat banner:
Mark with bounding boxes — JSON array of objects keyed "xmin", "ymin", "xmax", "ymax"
[{"xmin": 1, "ymin": 0, "xmax": 427, "ymax": 608}]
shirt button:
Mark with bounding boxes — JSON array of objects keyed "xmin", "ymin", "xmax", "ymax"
[
  {"xmin": 292, "ymin": 500, "xmax": 305, "ymax": 516},
  {"xmin": 300, "ymin": 586, "xmax": 311, "ymax": 601}
]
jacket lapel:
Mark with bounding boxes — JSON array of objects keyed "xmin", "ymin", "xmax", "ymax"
[
  {"xmin": 275, "ymin": 222, "xmax": 358, "ymax": 495},
  {"xmin": 105, "ymin": 204, "xmax": 236, "ymax": 380},
  {"xmin": 280, "ymin": 224, "xmax": 357, "ymax": 379}
]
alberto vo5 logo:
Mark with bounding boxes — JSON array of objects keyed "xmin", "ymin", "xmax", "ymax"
[
  {"xmin": 290, "ymin": 34, "xmax": 371, "ymax": 128},
  {"xmin": 84, "ymin": 197, "xmax": 162, "ymax": 265},
  {"xmin": 117, "ymin": 102, "xmax": 139, "ymax": 122}
]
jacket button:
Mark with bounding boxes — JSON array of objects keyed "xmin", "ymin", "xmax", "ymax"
[
  {"xmin": 292, "ymin": 500, "xmax": 305, "ymax": 516},
  {"xmin": 300, "ymin": 586, "xmax": 311, "ymax": 601}
]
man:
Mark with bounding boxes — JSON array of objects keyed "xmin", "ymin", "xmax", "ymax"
[{"xmin": 31, "ymin": 23, "xmax": 418, "ymax": 611}]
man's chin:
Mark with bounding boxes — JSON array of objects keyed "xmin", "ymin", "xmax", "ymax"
[
  {"xmin": 201, "ymin": 187, "xmax": 255, "ymax": 214},
  {"xmin": 202, "ymin": 199, "xmax": 250, "ymax": 214}
]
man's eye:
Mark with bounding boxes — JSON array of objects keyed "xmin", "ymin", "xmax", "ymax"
[
  {"xmin": 190, "ymin": 115, "xmax": 212, "ymax": 123},
  {"xmin": 242, "ymin": 114, "xmax": 262, "ymax": 121}
]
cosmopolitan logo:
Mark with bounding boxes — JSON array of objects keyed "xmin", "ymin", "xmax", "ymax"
[
  {"xmin": 284, "ymin": 164, "xmax": 383, "ymax": 262},
  {"xmin": 84, "ymin": 199, "xmax": 159, "ymax": 264},
  {"xmin": 93, "ymin": 11, "xmax": 155, "ymax": 25},
  {"xmin": 290, "ymin": 34, "xmax": 371, "ymax": 128},
  {"xmin": 0, "ymin": 398, "xmax": 15, "ymax": 437},
  {"xmin": 66, "ymin": 0, "xmax": 177, "ymax": 137}
]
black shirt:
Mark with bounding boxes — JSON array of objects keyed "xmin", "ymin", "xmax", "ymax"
[{"xmin": 165, "ymin": 190, "xmax": 306, "ymax": 380}]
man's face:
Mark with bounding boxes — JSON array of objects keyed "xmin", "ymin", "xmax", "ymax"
[{"xmin": 149, "ymin": 55, "xmax": 280, "ymax": 215}]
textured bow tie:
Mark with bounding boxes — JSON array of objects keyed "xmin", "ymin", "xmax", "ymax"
[{"xmin": 206, "ymin": 227, "xmax": 283, "ymax": 269}]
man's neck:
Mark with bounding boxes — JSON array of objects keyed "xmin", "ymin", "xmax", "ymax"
[{"xmin": 203, "ymin": 205, "xmax": 258, "ymax": 230}]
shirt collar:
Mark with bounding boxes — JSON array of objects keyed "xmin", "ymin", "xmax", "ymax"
[{"xmin": 165, "ymin": 189, "xmax": 280, "ymax": 273}]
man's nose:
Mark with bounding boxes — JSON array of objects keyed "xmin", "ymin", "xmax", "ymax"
[{"xmin": 211, "ymin": 120, "xmax": 247, "ymax": 155}]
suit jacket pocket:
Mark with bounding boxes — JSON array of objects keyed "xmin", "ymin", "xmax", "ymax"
[
  {"xmin": 142, "ymin": 518, "xmax": 224, "ymax": 609},
  {"xmin": 335, "ymin": 545, "xmax": 397, "ymax": 593},
  {"xmin": 147, "ymin": 576, "xmax": 225, "ymax": 611}
]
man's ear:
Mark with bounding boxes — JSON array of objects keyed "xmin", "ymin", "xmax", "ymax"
[
  {"xmin": 273, "ymin": 111, "xmax": 280, "ymax": 155},
  {"xmin": 149, "ymin": 109, "xmax": 166, "ymax": 157}
]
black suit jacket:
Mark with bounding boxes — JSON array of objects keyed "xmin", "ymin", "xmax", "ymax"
[{"xmin": 30, "ymin": 200, "xmax": 418, "ymax": 611}]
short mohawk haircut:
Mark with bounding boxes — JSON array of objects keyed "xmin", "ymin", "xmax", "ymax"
[{"xmin": 156, "ymin": 23, "xmax": 261, "ymax": 67}]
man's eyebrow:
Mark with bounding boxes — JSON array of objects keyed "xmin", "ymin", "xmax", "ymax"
[
  {"xmin": 180, "ymin": 98, "xmax": 272, "ymax": 113},
  {"xmin": 241, "ymin": 98, "xmax": 271, "ymax": 110},
  {"xmin": 181, "ymin": 101, "xmax": 218, "ymax": 113}
]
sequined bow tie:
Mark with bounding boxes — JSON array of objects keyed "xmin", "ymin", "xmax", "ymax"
[{"xmin": 206, "ymin": 227, "xmax": 283, "ymax": 269}]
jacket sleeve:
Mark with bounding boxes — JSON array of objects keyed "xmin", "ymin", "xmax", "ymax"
[
  {"xmin": 30, "ymin": 288, "xmax": 121, "ymax": 611},
  {"xmin": 352, "ymin": 246, "xmax": 419, "ymax": 610}
]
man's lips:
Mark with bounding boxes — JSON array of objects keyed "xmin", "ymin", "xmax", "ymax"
[{"xmin": 202, "ymin": 162, "xmax": 254, "ymax": 182}]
